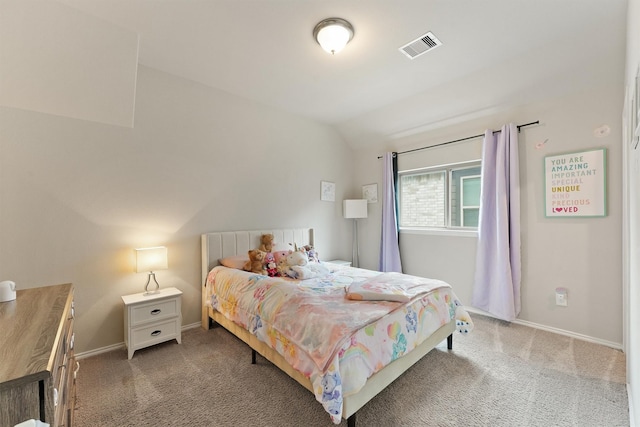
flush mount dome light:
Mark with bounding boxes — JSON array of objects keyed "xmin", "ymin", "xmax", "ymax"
[{"xmin": 313, "ymin": 18, "xmax": 354, "ymax": 55}]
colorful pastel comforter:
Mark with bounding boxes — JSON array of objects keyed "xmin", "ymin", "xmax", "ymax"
[{"xmin": 205, "ymin": 264, "xmax": 472, "ymax": 424}]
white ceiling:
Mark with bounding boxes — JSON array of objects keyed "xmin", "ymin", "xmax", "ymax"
[{"xmin": 57, "ymin": 0, "xmax": 628, "ymax": 149}]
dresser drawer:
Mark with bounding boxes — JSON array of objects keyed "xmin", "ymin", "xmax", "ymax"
[
  {"xmin": 132, "ymin": 318, "xmax": 179, "ymax": 348},
  {"xmin": 53, "ymin": 364, "xmax": 68, "ymax": 427},
  {"xmin": 130, "ymin": 298, "xmax": 178, "ymax": 326},
  {"xmin": 52, "ymin": 306, "xmax": 73, "ymax": 401},
  {"xmin": 52, "ymin": 337, "xmax": 67, "ymax": 388}
]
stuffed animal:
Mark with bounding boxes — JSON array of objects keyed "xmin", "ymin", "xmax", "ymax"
[
  {"xmin": 285, "ymin": 251, "xmax": 328, "ymax": 279},
  {"xmin": 303, "ymin": 245, "xmax": 319, "ymax": 263},
  {"xmin": 259, "ymin": 234, "xmax": 274, "ymax": 253},
  {"xmin": 286, "ymin": 251, "xmax": 308, "ymax": 267},
  {"xmin": 290, "ymin": 262, "xmax": 330, "ymax": 279},
  {"xmin": 273, "ymin": 250, "xmax": 292, "ymax": 276},
  {"xmin": 264, "ymin": 252, "xmax": 278, "ymax": 277},
  {"xmin": 243, "ymin": 249, "xmax": 267, "ymax": 275},
  {"xmin": 282, "ymin": 251, "xmax": 307, "ymax": 279}
]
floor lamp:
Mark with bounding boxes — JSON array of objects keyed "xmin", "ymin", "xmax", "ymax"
[{"xmin": 343, "ymin": 199, "xmax": 368, "ymax": 268}]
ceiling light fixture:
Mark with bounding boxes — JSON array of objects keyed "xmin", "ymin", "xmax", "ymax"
[{"xmin": 313, "ymin": 18, "xmax": 354, "ymax": 55}]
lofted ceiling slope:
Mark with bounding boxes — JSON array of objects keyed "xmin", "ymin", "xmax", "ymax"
[{"xmin": 55, "ymin": 0, "xmax": 628, "ymax": 148}]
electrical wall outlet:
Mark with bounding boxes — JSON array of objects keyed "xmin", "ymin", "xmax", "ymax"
[{"xmin": 555, "ymin": 287, "xmax": 568, "ymax": 307}]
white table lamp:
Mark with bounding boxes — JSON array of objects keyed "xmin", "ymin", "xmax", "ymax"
[
  {"xmin": 135, "ymin": 246, "xmax": 168, "ymax": 294},
  {"xmin": 343, "ymin": 199, "xmax": 368, "ymax": 268}
]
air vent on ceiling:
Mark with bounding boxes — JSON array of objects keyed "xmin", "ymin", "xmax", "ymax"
[{"xmin": 399, "ymin": 31, "xmax": 442, "ymax": 59}]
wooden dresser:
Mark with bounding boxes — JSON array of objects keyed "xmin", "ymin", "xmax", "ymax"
[{"xmin": 0, "ymin": 283, "xmax": 77, "ymax": 427}]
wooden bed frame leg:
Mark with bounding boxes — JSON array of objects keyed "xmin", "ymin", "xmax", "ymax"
[
  {"xmin": 347, "ymin": 413, "xmax": 356, "ymax": 427},
  {"xmin": 202, "ymin": 289, "xmax": 211, "ymax": 330},
  {"xmin": 447, "ymin": 333, "xmax": 453, "ymax": 350},
  {"xmin": 252, "ymin": 349, "xmax": 257, "ymax": 364}
]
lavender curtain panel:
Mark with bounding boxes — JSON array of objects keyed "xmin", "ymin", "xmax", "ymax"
[
  {"xmin": 472, "ymin": 123, "xmax": 521, "ymax": 321},
  {"xmin": 379, "ymin": 152, "xmax": 403, "ymax": 273}
]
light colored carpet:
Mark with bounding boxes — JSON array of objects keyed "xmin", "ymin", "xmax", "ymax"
[{"xmin": 75, "ymin": 314, "xmax": 629, "ymax": 426}]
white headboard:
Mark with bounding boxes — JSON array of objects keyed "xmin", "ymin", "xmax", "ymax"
[{"xmin": 201, "ymin": 228, "xmax": 314, "ymax": 285}]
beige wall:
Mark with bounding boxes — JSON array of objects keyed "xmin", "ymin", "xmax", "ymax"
[
  {"xmin": 0, "ymin": 65, "xmax": 355, "ymax": 353},
  {"xmin": 354, "ymin": 78, "xmax": 625, "ymax": 346}
]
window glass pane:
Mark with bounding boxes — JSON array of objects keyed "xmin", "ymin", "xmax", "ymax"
[
  {"xmin": 400, "ymin": 171, "xmax": 445, "ymax": 227},
  {"xmin": 462, "ymin": 208, "xmax": 479, "ymax": 227},
  {"xmin": 462, "ymin": 177, "xmax": 481, "ymax": 206},
  {"xmin": 451, "ymin": 166, "xmax": 481, "ymax": 227}
]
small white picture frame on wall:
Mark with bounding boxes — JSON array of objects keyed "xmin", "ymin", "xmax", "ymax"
[
  {"xmin": 321, "ymin": 181, "xmax": 335, "ymax": 202},
  {"xmin": 362, "ymin": 183, "xmax": 378, "ymax": 203}
]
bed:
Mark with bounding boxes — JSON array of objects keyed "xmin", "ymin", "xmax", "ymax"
[{"xmin": 201, "ymin": 228, "xmax": 472, "ymax": 426}]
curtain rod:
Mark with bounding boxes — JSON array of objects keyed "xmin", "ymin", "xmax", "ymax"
[{"xmin": 377, "ymin": 120, "xmax": 539, "ymax": 159}]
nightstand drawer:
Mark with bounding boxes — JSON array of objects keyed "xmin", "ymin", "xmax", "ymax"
[
  {"xmin": 132, "ymin": 318, "xmax": 179, "ymax": 347},
  {"xmin": 130, "ymin": 298, "xmax": 178, "ymax": 325},
  {"xmin": 122, "ymin": 287, "xmax": 182, "ymax": 359}
]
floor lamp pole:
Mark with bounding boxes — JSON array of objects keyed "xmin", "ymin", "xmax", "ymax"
[{"xmin": 352, "ymin": 218, "xmax": 360, "ymax": 268}]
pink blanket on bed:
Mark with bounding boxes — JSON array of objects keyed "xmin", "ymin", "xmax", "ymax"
[
  {"xmin": 206, "ymin": 265, "xmax": 471, "ymax": 424},
  {"xmin": 209, "ymin": 266, "xmax": 404, "ymax": 372},
  {"xmin": 346, "ymin": 272, "xmax": 451, "ymax": 303}
]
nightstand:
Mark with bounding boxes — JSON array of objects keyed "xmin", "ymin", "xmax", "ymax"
[
  {"xmin": 325, "ymin": 260, "xmax": 352, "ymax": 266},
  {"xmin": 122, "ymin": 287, "xmax": 182, "ymax": 359}
]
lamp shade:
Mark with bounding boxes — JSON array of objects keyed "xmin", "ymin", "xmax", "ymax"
[
  {"xmin": 313, "ymin": 18, "xmax": 354, "ymax": 54},
  {"xmin": 135, "ymin": 246, "xmax": 168, "ymax": 273},
  {"xmin": 343, "ymin": 199, "xmax": 368, "ymax": 219}
]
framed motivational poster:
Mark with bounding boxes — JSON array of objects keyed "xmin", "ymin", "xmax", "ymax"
[{"xmin": 544, "ymin": 148, "xmax": 607, "ymax": 218}]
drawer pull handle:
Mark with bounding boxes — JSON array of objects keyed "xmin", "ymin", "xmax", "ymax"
[
  {"xmin": 74, "ymin": 361, "xmax": 80, "ymax": 379},
  {"xmin": 70, "ymin": 333, "xmax": 75, "ymax": 350},
  {"xmin": 151, "ymin": 330, "xmax": 162, "ymax": 337},
  {"xmin": 53, "ymin": 388, "xmax": 59, "ymax": 406},
  {"xmin": 150, "ymin": 309, "xmax": 161, "ymax": 315}
]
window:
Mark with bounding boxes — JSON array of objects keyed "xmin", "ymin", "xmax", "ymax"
[
  {"xmin": 452, "ymin": 169, "xmax": 481, "ymax": 227},
  {"xmin": 399, "ymin": 162, "xmax": 481, "ymax": 229}
]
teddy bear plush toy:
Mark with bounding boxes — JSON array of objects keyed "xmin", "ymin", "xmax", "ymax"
[
  {"xmin": 243, "ymin": 249, "xmax": 267, "ymax": 275},
  {"xmin": 259, "ymin": 234, "xmax": 274, "ymax": 253}
]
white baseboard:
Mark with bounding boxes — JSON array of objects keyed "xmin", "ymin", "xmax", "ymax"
[
  {"xmin": 76, "ymin": 322, "xmax": 202, "ymax": 360},
  {"xmin": 76, "ymin": 342, "xmax": 125, "ymax": 360},
  {"xmin": 182, "ymin": 321, "xmax": 201, "ymax": 331},
  {"xmin": 465, "ymin": 307, "xmax": 623, "ymax": 350}
]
